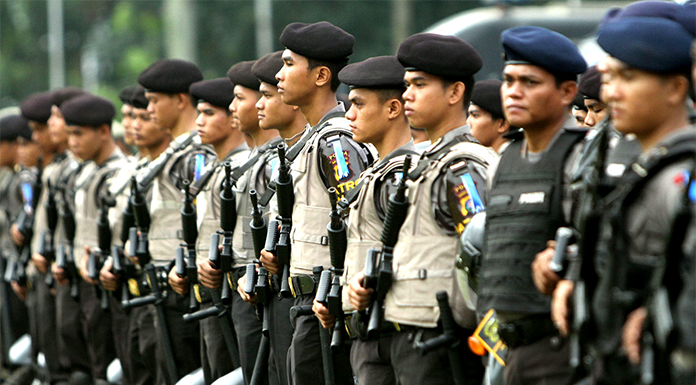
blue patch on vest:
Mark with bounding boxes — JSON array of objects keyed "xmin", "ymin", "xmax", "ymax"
[
  {"xmin": 460, "ymin": 173, "xmax": 484, "ymax": 213},
  {"xmin": 21, "ymin": 182, "xmax": 33, "ymax": 207},
  {"xmin": 193, "ymin": 154, "xmax": 205, "ymax": 182},
  {"xmin": 331, "ymin": 141, "xmax": 350, "ymax": 180}
]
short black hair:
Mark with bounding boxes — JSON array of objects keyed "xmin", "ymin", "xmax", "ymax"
[
  {"xmin": 373, "ymin": 87, "xmax": 406, "ymax": 104},
  {"xmin": 442, "ymin": 76, "xmax": 476, "ymax": 108},
  {"xmin": 552, "ymin": 72, "xmax": 578, "ymax": 88},
  {"xmin": 307, "ymin": 58, "xmax": 349, "ymax": 92}
]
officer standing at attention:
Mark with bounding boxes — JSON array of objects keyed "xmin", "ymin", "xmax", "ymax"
[
  {"xmin": 577, "ymin": 66, "xmax": 607, "ymax": 129},
  {"xmin": 135, "ymin": 59, "xmax": 217, "ymax": 384},
  {"xmin": 259, "ymin": 21, "xmax": 375, "ymax": 385},
  {"xmin": 467, "ymin": 79, "xmax": 517, "ymax": 153},
  {"xmin": 237, "ymin": 50, "xmax": 309, "ymax": 385},
  {"xmin": 475, "ymin": 26, "xmax": 587, "ymax": 385},
  {"xmin": 118, "ymin": 86, "xmax": 145, "ymax": 159},
  {"xmin": 311, "ymin": 55, "xmax": 419, "ymax": 383},
  {"xmin": 345, "ymin": 33, "xmax": 495, "ymax": 385},
  {"xmin": 167, "ymin": 76, "xmax": 250, "ymax": 383}
]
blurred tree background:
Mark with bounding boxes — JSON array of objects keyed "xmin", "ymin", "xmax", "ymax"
[{"xmin": 0, "ymin": 0, "xmax": 491, "ymax": 109}]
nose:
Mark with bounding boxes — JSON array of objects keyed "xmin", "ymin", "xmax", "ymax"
[
  {"xmin": 256, "ymin": 98, "xmax": 264, "ymax": 111},
  {"xmin": 196, "ymin": 113, "xmax": 205, "ymax": 127},
  {"xmin": 402, "ymin": 86, "xmax": 413, "ymax": 101},
  {"xmin": 275, "ymin": 67, "xmax": 284, "ymax": 82},
  {"xmin": 147, "ymin": 103, "xmax": 155, "ymax": 115},
  {"xmin": 345, "ymin": 105, "xmax": 356, "ymax": 121}
]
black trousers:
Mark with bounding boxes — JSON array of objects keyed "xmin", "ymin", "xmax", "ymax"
[
  {"xmin": 109, "ymin": 294, "xmax": 133, "ymax": 385},
  {"xmin": 199, "ymin": 298, "xmax": 238, "ymax": 384},
  {"xmin": 151, "ymin": 290, "xmax": 201, "ymax": 385},
  {"xmin": 78, "ymin": 279, "xmax": 116, "ymax": 380},
  {"xmin": 267, "ymin": 292, "xmax": 293, "ymax": 385},
  {"xmin": 55, "ymin": 280, "xmax": 90, "ymax": 375},
  {"xmin": 128, "ymin": 305, "xmax": 158, "ymax": 385},
  {"xmin": 504, "ymin": 334, "xmax": 573, "ymax": 385},
  {"xmin": 231, "ymin": 289, "xmax": 265, "ymax": 385},
  {"xmin": 30, "ymin": 272, "xmax": 69, "ymax": 383},
  {"xmin": 351, "ymin": 326, "xmax": 484, "ymax": 385}
]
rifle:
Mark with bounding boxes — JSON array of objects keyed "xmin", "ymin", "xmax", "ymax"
[
  {"xmin": 88, "ymin": 195, "xmax": 113, "ymax": 311},
  {"xmin": 275, "ymin": 144, "xmax": 294, "ymax": 298},
  {"xmin": 13, "ymin": 163, "xmax": 43, "ymax": 285},
  {"xmin": 315, "ymin": 268, "xmax": 336, "ymax": 385},
  {"xmin": 177, "ymin": 180, "xmax": 199, "ymax": 312},
  {"xmin": 129, "ymin": 176, "xmax": 151, "ymax": 266},
  {"xmin": 40, "ymin": 180, "xmax": 58, "ymax": 287},
  {"xmin": 248, "ymin": 191, "xmax": 271, "ymax": 385},
  {"xmin": 110, "ymin": 195, "xmax": 136, "ymax": 303},
  {"xmin": 365, "ymin": 155, "xmax": 412, "ymax": 339},
  {"xmin": 249, "ymin": 189, "xmax": 267, "ymax": 263},
  {"xmin": 549, "ymin": 227, "xmax": 578, "ymax": 277},
  {"xmin": 325, "ymin": 187, "xmax": 348, "ymax": 351},
  {"xmin": 414, "ymin": 291, "xmax": 466, "ymax": 385},
  {"xmin": 57, "ymin": 182, "xmax": 80, "ymax": 300},
  {"xmin": 249, "ymin": 266, "xmax": 270, "ymax": 385}
]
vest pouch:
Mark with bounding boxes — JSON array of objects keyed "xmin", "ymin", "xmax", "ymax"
[
  {"xmin": 341, "ymin": 238, "xmax": 381, "ymax": 311},
  {"xmin": 290, "ymin": 204, "xmax": 331, "ymax": 275}
]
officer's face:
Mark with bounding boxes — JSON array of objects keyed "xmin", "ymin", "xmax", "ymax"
[
  {"xmin": 0, "ymin": 141, "xmax": 16, "ymax": 167},
  {"xmin": 402, "ymin": 71, "xmax": 451, "ymax": 131},
  {"xmin": 276, "ymin": 50, "xmax": 315, "ymax": 107},
  {"xmin": 467, "ymin": 104, "xmax": 504, "ymax": 147},
  {"xmin": 121, "ymin": 104, "xmax": 135, "ymax": 146},
  {"xmin": 256, "ymin": 82, "xmax": 299, "ymax": 131},
  {"xmin": 145, "ymin": 92, "xmax": 179, "ymax": 130},
  {"xmin": 582, "ymin": 98, "xmax": 607, "ymax": 128},
  {"xmin": 501, "ymin": 64, "xmax": 576, "ymax": 131},
  {"xmin": 230, "ymin": 85, "xmax": 262, "ymax": 134},
  {"xmin": 572, "ymin": 107, "xmax": 587, "ymax": 127},
  {"xmin": 346, "ymin": 88, "xmax": 390, "ymax": 145},
  {"xmin": 197, "ymin": 102, "xmax": 236, "ymax": 149},
  {"xmin": 132, "ymin": 107, "xmax": 169, "ymax": 149},
  {"xmin": 48, "ymin": 106, "xmax": 69, "ymax": 148},
  {"xmin": 17, "ymin": 138, "xmax": 40, "ymax": 168},
  {"xmin": 599, "ymin": 56, "xmax": 686, "ymax": 138},
  {"xmin": 66, "ymin": 125, "xmax": 106, "ymax": 162},
  {"xmin": 29, "ymin": 120, "xmax": 56, "ymax": 154}
]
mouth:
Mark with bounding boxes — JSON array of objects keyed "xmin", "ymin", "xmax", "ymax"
[
  {"xmin": 505, "ymin": 104, "xmax": 525, "ymax": 113},
  {"xmin": 404, "ymin": 106, "xmax": 414, "ymax": 116},
  {"xmin": 277, "ymin": 85, "xmax": 285, "ymax": 94},
  {"xmin": 258, "ymin": 114, "xmax": 265, "ymax": 120}
]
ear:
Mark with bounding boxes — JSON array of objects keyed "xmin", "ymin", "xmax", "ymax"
[
  {"xmin": 447, "ymin": 81, "xmax": 466, "ymax": 106},
  {"xmin": 387, "ymin": 99, "xmax": 403, "ymax": 120},
  {"xmin": 558, "ymin": 81, "xmax": 578, "ymax": 107},
  {"xmin": 496, "ymin": 119, "xmax": 510, "ymax": 135},
  {"xmin": 175, "ymin": 93, "xmax": 188, "ymax": 109},
  {"xmin": 314, "ymin": 66, "xmax": 332, "ymax": 88},
  {"xmin": 98, "ymin": 124, "xmax": 111, "ymax": 137},
  {"xmin": 664, "ymin": 75, "xmax": 690, "ymax": 107}
]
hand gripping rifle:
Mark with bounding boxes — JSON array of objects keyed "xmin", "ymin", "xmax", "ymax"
[
  {"xmin": 365, "ymin": 155, "xmax": 412, "ymax": 339},
  {"xmin": 39, "ymin": 180, "xmax": 58, "ymax": 287},
  {"xmin": 275, "ymin": 144, "xmax": 294, "ymax": 298},
  {"xmin": 326, "ymin": 187, "xmax": 348, "ymax": 351},
  {"xmin": 175, "ymin": 180, "xmax": 199, "ymax": 312},
  {"xmin": 14, "ymin": 163, "xmax": 43, "ymax": 286},
  {"xmin": 414, "ymin": 291, "xmax": 466, "ymax": 385}
]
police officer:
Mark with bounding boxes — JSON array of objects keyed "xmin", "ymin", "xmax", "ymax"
[
  {"xmin": 311, "ymin": 55, "xmax": 419, "ymax": 384},
  {"xmin": 475, "ymin": 26, "xmax": 587, "ymax": 385},
  {"xmin": 572, "ymin": 93, "xmax": 588, "ymax": 128},
  {"xmin": 237, "ymin": 50, "xmax": 309, "ymax": 385},
  {"xmin": 118, "ymin": 86, "xmax": 143, "ymax": 159},
  {"xmin": 467, "ymin": 79, "xmax": 517, "ymax": 153},
  {"xmin": 167, "ymin": 76, "xmax": 250, "ymax": 384},
  {"xmin": 577, "ymin": 66, "xmax": 607, "ymax": 129},
  {"xmin": 258, "ymin": 21, "xmax": 375, "ymax": 385}
]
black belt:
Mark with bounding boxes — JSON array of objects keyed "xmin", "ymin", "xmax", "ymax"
[
  {"xmin": 289, "ymin": 275, "xmax": 315, "ymax": 298},
  {"xmin": 498, "ymin": 314, "xmax": 558, "ymax": 349}
]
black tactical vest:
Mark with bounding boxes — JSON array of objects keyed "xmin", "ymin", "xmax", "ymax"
[{"xmin": 477, "ymin": 129, "xmax": 586, "ymax": 315}]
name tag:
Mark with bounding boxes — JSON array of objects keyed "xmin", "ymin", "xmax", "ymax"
[{"xmin": 518, "ymin": 192, "xmax": 545, "ymax": 205}]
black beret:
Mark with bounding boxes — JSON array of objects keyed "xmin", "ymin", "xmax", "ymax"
[
  {"xmin": 501, "ymin": 26, "xmax": 587, "ymax": 75},
  {"xmin": 227, "ymin": 61, "xmax": 260, "ymax": 91},
  {"xmin": 20, "ymin": 91, "xmax": 53, "ymax": 124},
  {"xmin": 137, "ymin": 59, "xmax": 203, "ymax": 94},
  {"xmin": 338, "ymin": 56, "xmax": 406, "ymax": 89},
  {"xmin": 118, "ymin": 85, "xmax": 138, "ymax": 105},
  {"xmin": 572, "ymin": 93, "xmax": 587, "ymax": 111},
  {"xmin": 60, "ymin": 94, "xmax": 116, "ymax": 127},
  {"xmin": 190, "ymin": 78, "xmax": 235, "ymax": 109},
  {"xmin": 0, "ymin": 115, "xmax": 32, "ymax": 142},
  {"xmin": 51, "ymin": 87, "xmax": 86, "ymax": 108},
  {"xmin": 597, "ymin": 17, "xmax": 693, "ymax": 73},
  {"xmin": 252, "ymin": 51, "xmax": 284, "ymax": 86},
  {"xmin": 280, "ymin": 21, "xmax": 354, "ymax": 61},
  {"xmin": 397, "ymin": 33, "xmax": 482, "ymax": 80},
  {"xmin": 578, "ymin": 66, "xmax": 601, "ymax": 100},
  {"xmin": 470, "ymin": 79, "xmax": 503, "ymax": 118},
  {"xmin": 130, "ymin": 86, "xmax": 149, "ymax": 110}
]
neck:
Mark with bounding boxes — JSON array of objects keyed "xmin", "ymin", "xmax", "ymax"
[
  {"xmin": 250, "ymin": 127, "xmax": 280, "ymax": 148},
  {"xmin": 214, "ymin": 132, "xmax": 246, "ymax": 161},
  {"xmin": 278, "ymin": 116, "xmax": 308, "ymax": 146},
  {"xmin": 425, "ymin": 109, "xmax": 467, "ymax": 144},
  {"xmin": 137, "ymin": 146, "xmax": 149, "ymax": 159},
  {"xmin": 374, "ymin": 121, "xmax": 413, "ymax": 158},
  {"xmin": 300, "ymin": 92, "xmax": 338, "ymax": 127},
  {"xmin": 637, "ymin": 108, "xmax": 690, "ymax": 153},
  {"xmin": 523, "ymin": 113, "xmax": 567, "ymax": 154},
  {"xmin": 94, "ymin": 140, "xmax": 117, "ymax": 166},
  {"xmin": 171, "ymin": 106, "xmax": 197, "ymax": 138},
  {"xmin": 42, "ymin": 152, "xmax": 55, "ymax": 166},
  {"xmin": 146, "ymin": 138, "xmax": 170, "ymax": 160},
  {"xmin": 491, "ymin": 136, "xmax": 508, "ymax": 153}
]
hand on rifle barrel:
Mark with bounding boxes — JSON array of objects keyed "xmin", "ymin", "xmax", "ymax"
[
  {"xmin": 347, "ymin": 271, "xmax": 373, "ymax": 311},
  {"xmin": 551, "ymin": 279, "xmax": 574, "ymax": 336},
  {"xmin": 532, "ymin": 240, "xmax": 562, "ymax": 295},
  {"xmin": 52, "ymin": 263, "xmax": 68, "ymax": 286},
  {"xmin": 11, "ymin": 281, "xmax": 27, "ymax": 301},
  {"xmin": 236, "ymin": 274, "xmax": 257, "ymax": 304},
  {"xmin": 259, "ymin": 249, "xmax": 280, "ymax": 276},
  {"xmin": 32, "ymin": 252, "xmax": 49, "ymax": 274},
  {"xmin": 10, "ymin": 224, "xmax": 25, "ymax": 246},
  {"xmin": 100, "ymin": 259, "xmax": 119, "ymax": 291},
  {"xmin": 198, "ymin": 259, "xmax": 222, "ymax": 289},
  {"xmin": 168, "ymin": 265, "xmax": 189, "ymax": 296},
  {"xmin": 622, "ymin": 307, "xmax": 647, "ymax": 365},
  {"xmin": 312, "ymin": 299, "xmax": 336, "ymax": 329}
]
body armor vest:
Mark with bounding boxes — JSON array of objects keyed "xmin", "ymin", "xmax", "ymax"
[
  {"xmin": 385, "ymin": 141, "xmax": 496, "ymax": 328},
  {"xmin": 478, "ymin": 129, "xmax": 586, "ymax": 315},
  {"xmin": 30, "ymin": 157, "xmax": 66, "ymax": 254}
]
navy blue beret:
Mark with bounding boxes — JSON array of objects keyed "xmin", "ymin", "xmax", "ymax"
[
  {"xmin": 397, "ymin": 33, "xmax": 482, "ymax": 80},
  {"xmin": 138, "ymin": 59, "xmax": 203, "ymax": 94},
  {"xmin": 338, "ymin": 56, "xmax": 406, "ymax": 89},
  {"xmin": 118, "ymin": 86, "xmax": 138, "ymax": 105},
  {"xmin": 578, "ymin": 66, "xmax": 601, "ymax": 100},
  {"xmin": 190, "ymin": 78, "xmax": 235, "ymax": 109},
  {"xmin": 0, "ymin": 115, "xmax": 31, "ymax": 142},
  {"xmin": 470, "ymin": 79, "xmax": 504, "ymax": 118},
  {"xmin": 573, "ymin": 93, "xmax": 587, "ymax": 111},
  {"xmin": 597, "ymin": 17, "xmax": 693, "ymax": 73},
  {"xmin": 280, "ymin": 22, "xmax": 354, "ymax": 61},
  {"xmin": 227, "ymin": 61, "xmax": 260, "ymax": 91},
  {"xmin": 602, "ymin": 1, "xmax": 695, "ymax": 36},
  {"xmin": 252, "ymin": 51, "xmax": 284, "ymax": 86},
  {"xmin": 51, "ymin": 87, "xmax": 86, "ymax": 108},
  {"xmin": 61, "ymin": 94, "xmax": 116, "ymax": 127},
  {"xmin": 130, "ymin": 86, "xmax": 149, "ymax": 110},
  {"xmin": 501, "ymin": 26, "xmax": 587, "ymax": 75},
  {"xmin": 20, "ymin": 91, "xmax": 53, "ymax": 124}
]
